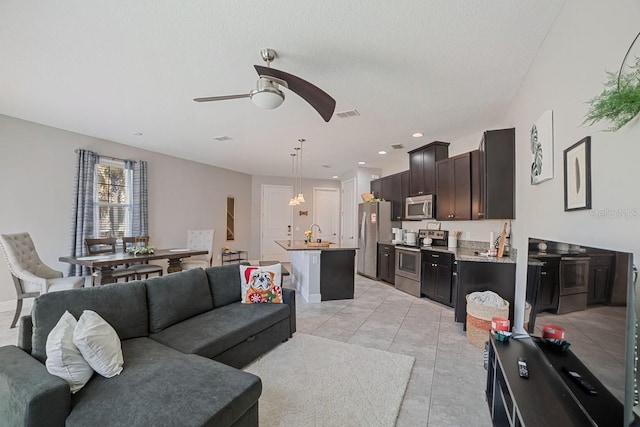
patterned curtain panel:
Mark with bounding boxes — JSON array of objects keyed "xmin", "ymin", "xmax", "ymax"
[
  {"xmin": 69, "ymin": 149, "xmax": 99, "ymax": 276},
  {"xmin": 128, "ymin": 160, "xmax": 148, "ymax": 237}
]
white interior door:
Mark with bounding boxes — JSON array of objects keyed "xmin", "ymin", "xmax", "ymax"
[
  {"xmin": 312, "ymin": 188, "xmax": 340, "ymax": 243},
  {"xmin": 340, "ymin": 178, "xmax": 357, "ymax": 247},
  {"xmin": 261, "ymin": 185, "xmax": 293, "ymax": 262}
]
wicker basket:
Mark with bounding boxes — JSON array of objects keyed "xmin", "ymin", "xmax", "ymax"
[{"xmin": 466, "ymin": 294, "xmax": 509, "ymax": 348}]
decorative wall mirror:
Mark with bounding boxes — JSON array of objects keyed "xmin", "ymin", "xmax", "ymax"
[{"xmin": 226, "ymin": 196, "xmax": 235, "ymax": 241}]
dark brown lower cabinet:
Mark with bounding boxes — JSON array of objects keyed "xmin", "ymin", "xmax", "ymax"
[
  {"xmin": 421, "ymin": 251, "xmax": 455, "ymax": 307},
  {"xmin": 587, "ymin": 254, "xmax": 614, "ymax": 305},
  {"xmin": 377, "ymin": 243, "xmax": 395, "ymax": 285},
  {"xmin": 537, "ymin": 257, "xmax": 560, "ymax": 312}
]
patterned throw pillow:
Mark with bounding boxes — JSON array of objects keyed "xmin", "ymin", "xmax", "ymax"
[{"xmin": 239, "ymin": 264, "xmax": 282, "ymax": 304}]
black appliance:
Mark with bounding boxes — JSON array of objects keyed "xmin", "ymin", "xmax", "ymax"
[{"xmin": 421, "ymin": 229, "xmax": 449, "ymax": 247}]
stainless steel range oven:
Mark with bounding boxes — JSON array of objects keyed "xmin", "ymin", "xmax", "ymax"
[
  {"xmin": 395, "ymin": 246, "xmax": 422, "ymax": 297},
  {"xmin": 557, "ymin": 256, "xmax": 590, "ymax": 314}
]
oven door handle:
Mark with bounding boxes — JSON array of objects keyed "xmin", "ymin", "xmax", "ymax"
[{"xmin": 397, "ymin": 247, "xmax": 421, "ymax": 253}]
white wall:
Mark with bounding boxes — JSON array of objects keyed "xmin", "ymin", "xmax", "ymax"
[
  {"xmin": 0, "ymin": 114, "xmax": 252, "ymax": 305},
  {"xmin": 506, "ymin": 0, "xmax": 640, "ymax": 326},
  {"xmin": 249, "ymin": 175, "xmax": 340, "ymax": 258}
]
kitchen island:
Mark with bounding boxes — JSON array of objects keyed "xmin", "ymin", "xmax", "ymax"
[{"xmin": 275, "ymin": 240, "xmax": 358, "ymax": 303}]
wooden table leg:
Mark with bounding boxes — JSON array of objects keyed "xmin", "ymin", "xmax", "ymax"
[
  {"xmin": 167, "ymin": 258, "xmax": 183, "ymax": 273},
  {"xmin": 94, "ymin": 266, "xmax": 116, "ymax": 286}
]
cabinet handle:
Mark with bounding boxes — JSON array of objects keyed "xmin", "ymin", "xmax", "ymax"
[
  {"xmin": 384, "ymin": 254, "xmax": 389, "ymax": 257},
  {"xmin": 432, "ymin": 254, "xmax": 439, "ymax": 257},
  {"xmin": 541, "ymin": 272, "xmax": 547, "ymax": 276},
  {"xmin": 452, "ymin": 272, "xmax": 457, "ymax": 276}
]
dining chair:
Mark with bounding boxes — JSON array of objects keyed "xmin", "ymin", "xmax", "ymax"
[
  {"xmin": 84, "ymin": 237, "xmax": 137, "ymax": 283},
  {"xmin": 181, "ymin": 229, "xmax": 215, "ymax": 270},
  {"xmin": 121, "ymin": 236, "xmax": 163, "ymax": 279},
  {"xmin": 0, "ymin": 232, "xmax": 86, "ymax": 328}
]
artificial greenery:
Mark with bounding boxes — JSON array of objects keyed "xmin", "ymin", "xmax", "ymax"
[
  {"xmin": 584, "ymin": 56, "xmax": 640, "ymax": 131},
  {"xmin": 125, "ymin": 245, "xmax": 155, "ymax": 255}
]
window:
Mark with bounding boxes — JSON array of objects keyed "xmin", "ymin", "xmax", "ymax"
[{"xmin": 94, "ymin": 160, "xmax": 131, "ymax": 238}]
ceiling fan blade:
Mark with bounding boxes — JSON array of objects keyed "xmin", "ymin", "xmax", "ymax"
[
  {"xmin": 254, "ymin": 65, "xmax": 336, "ymax": 122},
  {"xmin": 193, "ymin": 94, "xmax": 250, "ymax": 102}
]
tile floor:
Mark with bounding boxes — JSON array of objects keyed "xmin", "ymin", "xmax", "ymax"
[{"xmin": 0, "ymin": 275, "xmax": 495, "ymax": 426}]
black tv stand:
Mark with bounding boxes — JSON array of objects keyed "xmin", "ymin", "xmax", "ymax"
[{"xmin": 486, "ymin": 334, "xmax": 627, "ymax": 426}]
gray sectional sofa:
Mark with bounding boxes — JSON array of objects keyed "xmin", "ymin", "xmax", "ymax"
[{"xmin": 0, "ymin": 263, "xmax": 296, "ymax": 427}]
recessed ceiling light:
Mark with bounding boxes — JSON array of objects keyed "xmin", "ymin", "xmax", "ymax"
[
  {"xmin": 412, "ymin": 132, "xmax": 424, "ymax": 138},
  {"xmin": 378, "ymin": 151, "xmax": 387, "ymax": 155},
  {"xmin": 332, "ymin": 175, "xmax": 339, "ymax": 179},
  {"xmin": 133, "ymin": 132, "xmax": 143, "ymax": 136},
  {"xmin": 358, "ymin": 161, "xmax": 366, "ymax": 165}
]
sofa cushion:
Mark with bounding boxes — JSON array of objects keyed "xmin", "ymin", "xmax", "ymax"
[
  {"xmin": 145, "ymin": 267, "xmax": 214, "ymax": 333},
  {"xmin": 66, "ymin": 337, "xmax": 262, "ymax": 427},
  {"xmin": 45, "ymin": 311, "xmax": 94, "ymax": 393},
  {"xmin": 74, "ymin": 310, "xmax": 123, "ymax": 378},
  {"xmin": 32, "ymin": 281, "xmax": 148, "ymax": 363},
  {"xmin": 205, "ymin": 263, "xmax": 247, "ymax": 308},
  {"xmin": 150, "ymin": 301, "xmax": 290, "ymax": 359}
]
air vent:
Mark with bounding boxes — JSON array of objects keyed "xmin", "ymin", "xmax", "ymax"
[
  {"xmin": 335, "ymin": 109, "xmax": 360, "ymax": 119},
  {"xmin": 213, "ymin": 136, "xmax": 232, "ymax": 141},
  {"xmin": 322, "ymin": 164, "xmax": 331, "ymax": 168},
  {"xmin": 391, "ymin": 143, "xmax": 405, "ymax": 150}
]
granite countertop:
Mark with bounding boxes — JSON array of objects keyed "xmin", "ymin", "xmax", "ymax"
[
  {"xmin": 420, "ymin": 246, "xmax": 519, "ymax": 264},
  {"xmin": 275, "ymin": 240, "xmax": 358, "ymax": 251}
]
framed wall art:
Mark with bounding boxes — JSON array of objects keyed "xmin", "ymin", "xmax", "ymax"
[
  {"xmin": 563, "ymin": 136, "xmax": 592, "ymax": 211},
  {"xmin": 530, "ymin": 110, "xmax": 554, "ymax": 184}
]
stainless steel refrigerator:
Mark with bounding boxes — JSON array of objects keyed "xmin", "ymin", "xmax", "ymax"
[{"xmin": 357, "ymin": 201, "xmax": 397, "ymax": 279}]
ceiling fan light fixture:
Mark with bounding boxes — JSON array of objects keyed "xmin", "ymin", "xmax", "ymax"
[
  {"xmin": 296, "ymin": 193, "xmax": 305, "ymax": 203},
  {"xmin": 250, "ymin": 78, "xmax": 285, "ymax": 109}
]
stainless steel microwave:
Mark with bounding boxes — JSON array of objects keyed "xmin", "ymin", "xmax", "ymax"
[{"xmin": 405, "ymin": 194, "xmax": 434, "ymax": 220}]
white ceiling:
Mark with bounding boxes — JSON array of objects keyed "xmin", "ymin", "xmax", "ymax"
[{"xmin": 0, "ymin": 1, "xmax": 564, "ymax": 179}]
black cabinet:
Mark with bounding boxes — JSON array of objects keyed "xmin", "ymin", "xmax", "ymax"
[
  {"xmin": 486, "ymin": 335, "xmax": 625, "ymax": 427},
  {"xmin": 587, "ymin": 254, "xmax": 614, "ymax": 305},
  {"xmin": 408, "ymin": 142, "xmax": 449, "ymax": 196},
  {"xmin": 377, "ymin": 243, "xmax": 395, "ymax": 285},
  {"xmin": 370, "ymin": 171, "xmax": 408, "ymax": 221},
  {"xmin": 536, "ymin": 257, "xmax": 560, "ymax": 312},
  {"xmin": 370, "ymin": 178, "xmax": 382, "ymax": 199},
  {"xmin": 435, "ymin": 152, "xmax": 475, "ymax": 220},
  {"xmin": 454, "ymin": 261, "xmax": 516, "ymax": 325},
  {"xmin": 474, "ymin": 128, "xmax": 515, "ymax": 220},
  {"xmin": 421, "ymin": 250, "xmax": 455, "ymax": 307}
]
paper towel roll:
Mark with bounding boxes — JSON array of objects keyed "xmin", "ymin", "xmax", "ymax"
[{"xmin": 490, "ymin": 232, "xmax": 495, "ymax": 248}]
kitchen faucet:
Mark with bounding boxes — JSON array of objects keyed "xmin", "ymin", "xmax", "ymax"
[{"xmin": 310, "ymin": 223, "xmax": 322, "ymax": 239}]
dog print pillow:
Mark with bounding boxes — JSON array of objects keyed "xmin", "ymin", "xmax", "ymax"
[{"xmin": 240, "ymin": 264, "xmax": 283, "ymax": 304}]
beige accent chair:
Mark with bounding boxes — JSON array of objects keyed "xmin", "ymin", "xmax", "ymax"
[
  {"xmin": 181, "ymin": 229, "xmax": 215, "ymax": 270},
  {"xmin": 0, "ymin": 232, "xmax": 85, "ymax": 328}
]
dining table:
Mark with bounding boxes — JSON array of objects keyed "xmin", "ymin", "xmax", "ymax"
[{"xmin": 59, "ymin": 248, "xmax": 208, "ymax": 285}]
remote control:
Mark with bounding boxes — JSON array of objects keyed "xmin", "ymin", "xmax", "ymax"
[
  {"xmin": 517, "ymin": 358, "xmax": 529, "ymax": 379},
  {"xmin": 562, "ymin": 367, "xmax": 597, "ymax": 395}
]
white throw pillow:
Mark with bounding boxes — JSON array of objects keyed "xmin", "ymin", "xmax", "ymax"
[
  {"xmin": 45, "ymin": 311, "xmax": 94, "ymax": 393},
  {"xmin": 73, "ymin": 310, "xmax": 124, "ymax": 378}
]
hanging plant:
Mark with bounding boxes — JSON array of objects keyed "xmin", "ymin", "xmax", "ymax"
[{"xmin": 584, "ymin": 32, "xmax": 640, "ymax": 131}]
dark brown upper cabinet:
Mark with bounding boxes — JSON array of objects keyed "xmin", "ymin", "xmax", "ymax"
[
  {"xmin": 370, "ymin": 170, "xmax": 409, "ymax": 221},
  {"xmin": 473, "ymin": 128, "xmax": 515, "ymax": 220},
  {"xmin": 408, "ymin": 142, "xmax": 449, "ymax": 196},
  {"xmin": 435, "ymin": 152, "xmax": 474, "ymax": 220}
]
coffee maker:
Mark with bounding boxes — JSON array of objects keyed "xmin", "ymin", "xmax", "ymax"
[{"xmin": 392, "ymin": 228, "xmax": 405, "ymax": 244}]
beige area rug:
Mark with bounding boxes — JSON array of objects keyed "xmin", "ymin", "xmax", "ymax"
[{"xmin": 244, "ymin": 333, "xmax": 415, "ymax": 427}]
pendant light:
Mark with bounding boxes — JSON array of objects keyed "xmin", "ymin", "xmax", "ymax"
[
  {"xmin": 288, "ymin": 153, "xmax": 299, "ymax": 206},
  {"xmin": 295, "ymin": 138, "xmax": 305, "ymax": 203}
]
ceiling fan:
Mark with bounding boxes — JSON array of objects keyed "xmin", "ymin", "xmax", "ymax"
[{"xmin": 194, "ymin": 48, "xmax": 336, "ymax": 122}]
